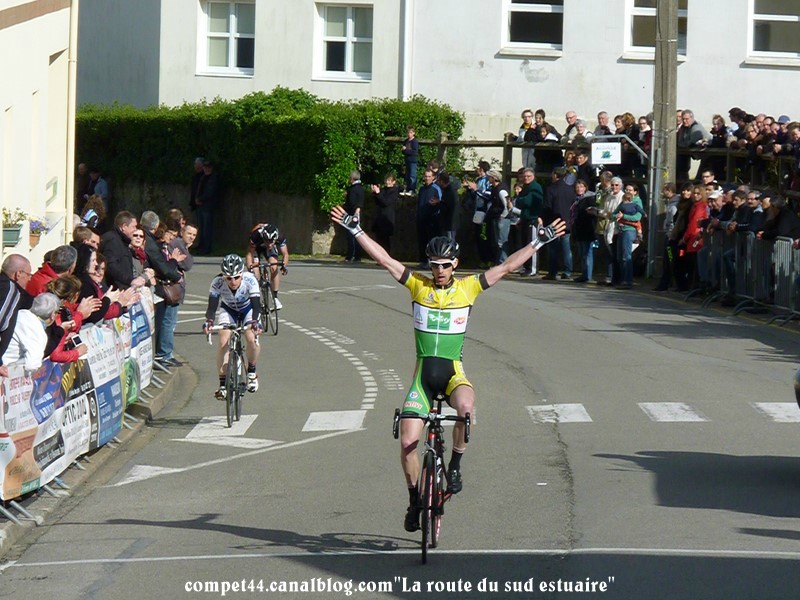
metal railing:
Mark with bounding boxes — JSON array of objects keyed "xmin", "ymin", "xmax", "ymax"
[{"xmin": 688, "ymin": 230, "xmax": 800, "ymax": 325}]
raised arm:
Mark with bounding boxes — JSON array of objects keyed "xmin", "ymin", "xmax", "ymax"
[
  {"xmin": 330, "ymin": 205, "xmax": 406, "ymax": 282},
  {"xmin": 483, "ymin": 218, "xmax": 565, "ymax": 287}
]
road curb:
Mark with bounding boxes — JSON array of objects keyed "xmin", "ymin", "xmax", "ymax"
[{"xmin": 0, "ymin": 358, "xmax": 193, "ymax": 560}]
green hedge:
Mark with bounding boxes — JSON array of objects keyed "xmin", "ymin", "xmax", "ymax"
[{"xmin": 76, "ymin": 88, "xmax": 465, "ymax": 212}]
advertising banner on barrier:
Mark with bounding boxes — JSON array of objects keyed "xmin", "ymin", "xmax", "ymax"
[{"xmin": 0, "ymin": 294, "xmax": 156, "ymax": 501}]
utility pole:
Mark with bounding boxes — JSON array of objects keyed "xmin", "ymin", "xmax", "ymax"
[{"xmin": 648, "ymin": 0, "xmax": 678, "ymax": 278}]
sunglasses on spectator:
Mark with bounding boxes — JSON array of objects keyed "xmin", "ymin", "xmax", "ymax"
[
  {"xmin": 224, "ymin": 275, "xmax": 242, "ymax": 281},
  {"xmin": 430, "ymin": 261, "xmax": 455, "ymax": 270},
  {"xmin": 131, "ymin": 233, "xmax": 144, "ymax": 239}
]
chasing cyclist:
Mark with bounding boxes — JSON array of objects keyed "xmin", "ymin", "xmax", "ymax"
[
  {"xmin": 245, "ymin": 223, "xmax": 289, "ymax": 310},
  {"xmin": 330, "ymin": 204, "xmax": 565, "ymax": 532},
  {"xmin": 203, "ymin": 254, "xmax": 262, "ymax": 398}
]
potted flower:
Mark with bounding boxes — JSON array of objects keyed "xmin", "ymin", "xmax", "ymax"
[
  {"xmin": 2, "ymin": 208, "xmax": 27, "ymax": 247},
  {"xmin": 28, "ymin": 215, "xmax": 49, "ymax": 247}
]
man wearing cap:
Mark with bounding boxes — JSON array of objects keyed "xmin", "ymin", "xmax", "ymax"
[
  {"xmin": 541, "ymin": 166, "xmax": 574, "ymax": 279},
  {"xmin": 195, "ymin": 159, "xmax": 220, "ymax": 255},
  {"xmin": 415, "ymin": 169, "xmax": 441, "ymax": 267},
  {"xmin": 189, "ymin": 157, "xmax": 205, "ymax": 212}
]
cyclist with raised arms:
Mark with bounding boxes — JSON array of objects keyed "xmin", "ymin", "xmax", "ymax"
[
  {"xmin": 330, "ymin": 204, "xmax": 565, "ymax": 532},
  {"xmin": 245, "ymin": 223, "xmax": 289, "ymax": 310},
  {"xmin": 203, "ymin": 254, "xmax": 262, "ymax": 398}
]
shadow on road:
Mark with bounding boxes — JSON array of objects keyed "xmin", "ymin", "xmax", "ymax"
[
  {"xmin": 103, "ymin": 514, "xmax": 799, "ymax": 599},
  {"xmin": 596, "ymin": 451, "xmax": 800, "ymax": 520}
]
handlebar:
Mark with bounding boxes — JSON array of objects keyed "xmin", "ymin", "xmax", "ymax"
[
  {"xmin": 392, "ymin": 407, "xmax": 471, "ymax": 444},
  {"xmin": 206, "ymin": 323, "xmax": 260, "ymax": 346}
]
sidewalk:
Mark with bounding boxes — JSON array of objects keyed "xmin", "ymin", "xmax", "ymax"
[{"xmin": 0, "ymin": 358, "xmax": 196, "ymax": 560}]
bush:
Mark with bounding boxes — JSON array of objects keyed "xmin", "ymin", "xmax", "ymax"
[{"xmin": 76, "ymin": 88, "xmax": 464, "ymax": 212}]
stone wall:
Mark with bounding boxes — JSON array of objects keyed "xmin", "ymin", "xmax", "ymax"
[{"xmin": 110, "ymin": 181, "xmax": 485, "ymax": 263}]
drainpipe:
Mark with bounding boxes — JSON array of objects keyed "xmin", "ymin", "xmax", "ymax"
[
  {"xmin": 64, "ymin": 0, "xmax": 79, "ymax": 243},
  {"xmin": 400, "ymin": 0, "xmax": 414, "ymax": 100}
]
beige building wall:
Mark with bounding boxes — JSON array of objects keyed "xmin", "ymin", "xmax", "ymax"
[{"xmin": 0, "ymin": 0, "xmax": 74, "ymax": 263}]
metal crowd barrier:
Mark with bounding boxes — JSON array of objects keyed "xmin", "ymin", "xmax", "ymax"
[
  {"xmin": 701, "ymin": 230, "xmax": 736, "ymax": 308},
  {"xmin": 684, "ymin": 231, "xmax": 800, "ymax": 326},
  {"xmin": 732, "ymin": 235, "xmax": 773, "ymax": 315},
  {"xmin": 767, "ymin": 237, "xmax": 800, "ymax": 325}
]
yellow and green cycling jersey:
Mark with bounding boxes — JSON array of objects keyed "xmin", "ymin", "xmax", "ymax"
[{"xmin": 402, "ymin": 270, "xmax": 489, "ymax": 360}]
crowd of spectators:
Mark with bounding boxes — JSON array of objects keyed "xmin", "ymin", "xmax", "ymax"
[
  {"xmin": 506, "ymin": 106, "xmax": 799, "ymax": 189},
  {"xmin": 0, "ymin": 203, "xmax": 197, "ymax": 375},
  {"xmin": 400, "ymin": 105, "xmax": 800, "ymax": 292}
]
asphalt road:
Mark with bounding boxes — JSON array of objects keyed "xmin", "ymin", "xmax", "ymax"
[{"xmin": 1, "ymin": 257, "xmax": 799, "ymax": 600}]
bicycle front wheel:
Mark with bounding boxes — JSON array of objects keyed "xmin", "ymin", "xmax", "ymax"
[
  {"xmin": 259, "ymin": 284, "xmax": 270, "ymax": 332},
  {"xmin": 419, "ymin": 450, "xmax": 436, "ymax": 564},
  {"xmin": 265, "ymin": 285, "xmax": 279, "ymax": 335},
  {"xmin": 235, "ymin": 349, "xmax": 247, "ymax": 421},
  {"xmin": 225, "ymin": 352, "xmax": 239, "ymax": 428},
  {"xmin": 431, "ymin": 463, "xmax": 445, "ymax": 549}
]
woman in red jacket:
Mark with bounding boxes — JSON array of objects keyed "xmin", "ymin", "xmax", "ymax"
[
  {"xmin": 680, "ymin": 185, "xmax": 709, "ymax": 289},
  {"xmin": 40, "ymin": 280, "xmax": 99, "ymax": 363},
  {"xmin": 75, "ymin": 245, "xmax": 138, "ymax": 322}
]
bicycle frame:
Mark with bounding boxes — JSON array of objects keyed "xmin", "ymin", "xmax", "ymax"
[
  {"xmin": 393, "ymin": 394, "xmax": 470, "ymax": 564},
  {"xmin": 207, "ymin": 323, "xmax": 250, "ymax": 427}
]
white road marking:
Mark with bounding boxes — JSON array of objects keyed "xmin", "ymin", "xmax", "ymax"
[
  {"xmin": 177, "ymin": 317, "xmax": 206, "ymax": 324},
  {"xmin": 175, "ymin": 437, "xmax": 281, "ymax": 450},
  {"xmin": 184, "ymin": 415, "xmax": 257, "ymax": 438},
  {"xmin": 5, "ymin": 546, "xmax": 800, "ymax": 571},
  {"xmin": 750, "ymin": 402, "xmax": 800, "ymax": 422},
  {"xmin": 283, "ymin": 320, "xmax": 380, "ymax": 414},
  {"xmin": 639, "ymin": 402, "xmax": 709, "ymax": 422},
  {"xmin": 526, "ymin": 404, "xmax": 593, "ymax": 423},
  {"xmin": 110, "ymin": 429, "xmax": 360, "ymax": 487},
  {"xmin": 302, "ymin": 410, "xmax": 366, "ymax": 431},
  {"xmin": 114, "ymin": 465, "xmax": 184, "ymax": 485},
  {"xmin": 176, "ymin": 310, "xmax": 207, "ymax": 315}
]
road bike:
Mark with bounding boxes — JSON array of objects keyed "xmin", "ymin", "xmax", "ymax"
[
  {"xmin": 250, "ymin": 264, "xmax": 281, "ymax": 336},
  {"xmin": 393, "ymin": 394, "xmax": 470, "ymax": 564},
  {"xmin": 207, "ymin": 324, "xmax": 251, "ymax": 427}
]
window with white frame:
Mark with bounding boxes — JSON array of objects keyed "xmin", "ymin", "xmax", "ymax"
[
  {"xmin": 626, "ymin": 0, "xmax": 687, "ymax": 56},
  {"xmin": 503, "ymin": 0, "xmax": 563, "ymax": 51},
  {"xmin": 750, "ymin": 0, "xmax": 800, "ymax": 58},
  {"xmin": 202, "ymin": 1, "xmax": 255, "ymax": 74},
  {"xmin": 316, "ymin": 4, "xmax": 373, "ymax": 80}
]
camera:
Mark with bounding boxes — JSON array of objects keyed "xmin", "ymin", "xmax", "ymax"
[{"xmin": 64, "ymin": 334, "xmax": 83, "ymax": 351}]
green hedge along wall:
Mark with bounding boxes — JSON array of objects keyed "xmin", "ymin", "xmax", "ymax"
[{"xmin": 76, "ymin": 87, "xmax": 465, "ymax": 214}]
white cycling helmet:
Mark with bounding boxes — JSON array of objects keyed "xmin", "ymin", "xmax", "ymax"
[{"xmin": 221, "ymin": 254, "xmax": 245, "ymax": 277}]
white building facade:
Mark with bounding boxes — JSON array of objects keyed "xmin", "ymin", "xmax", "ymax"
[
  {"xmin": 77, "ymin": 0, "xmax": 799, "ymax": 136},
  {"xmin": 1, "ymin": 0, "xmax": 76, "ymax": 261}
]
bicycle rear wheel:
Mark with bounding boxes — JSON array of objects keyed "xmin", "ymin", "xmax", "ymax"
[
  {"xmin": 225, "ymin": 353, "xmax": 238, "ymax": 428},
  {"xmin": 419, "ymin": 450, "xmax": 436, "ymax": 564}
]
